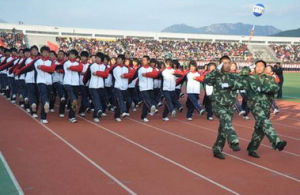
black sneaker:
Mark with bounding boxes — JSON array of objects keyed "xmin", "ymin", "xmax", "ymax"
[
  {"xmin": 276, "ymin": 141, "xmax": 287, "ymax": 151},
  {"xmin": 248, "ymin": 151, "xmax": 260, "ymax": 158},
  {"xmin": 213, "ymin": 152, "xmax": 225, "ymax": 159},
  {"xmin": 231, "ymin": 143, "xmax": 241, "ymax": 152}
]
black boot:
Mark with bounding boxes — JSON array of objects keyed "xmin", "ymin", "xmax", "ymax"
[
  {"xmin": 276, "ymin": 141, "xmax": 287, "ymax": 151},
  {"xmin": 248, "ymin": 151, "xmax": 260, "ymax": 158},
  {"xmin": 231, "ymin": 143, "xmax": 241, "ymax": 152},
  {"xmin": 213, "ymin": 152, "xmax": 225, "ymax": 159}
]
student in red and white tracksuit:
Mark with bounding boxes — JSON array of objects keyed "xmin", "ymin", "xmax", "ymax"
[
  {"xmin": 112, "ymin": 55, "xmax": 131, "ymax": 121},
  {"xmin": 177, "ymin": 61, "xmax": 206, "ymax": 120},
  {"xmin": 63, "ymin": 49, "xmax": 80, "ymax": 123},
  {"xmin": 50, "ymin": 50, "xmax": 66, "ymax": 117},
  {"xmin": 160, "ymin": 59, "xmax": 184, "ymax": 121},
  {"xmin": 78, "ymin": 51, "xmax": 91, "ymax": 117},
  {"xmin": 136, "ymin": 56, "xmax": 159, "ymax": 122},
  {"xmin": 265, "ymin": 65, "xmax": 280, "ymax": 114},
  {"xmin": 34, "ymin": 46, "xmax": 55, "ymax": 123},
  {"xmin": 104, "ymin": 56, "xmax": 116, "ymax": 111},
  {"xmin": 88, "ymin": 52, "xmax": 111, "ymax": 122},
  {"xmin": 15, "ymin": 46, "xmax": 39, "ymax": 117}
]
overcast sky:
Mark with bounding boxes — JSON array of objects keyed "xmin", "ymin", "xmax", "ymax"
[{"xmin": 0, "ymin": 0, "xmax": 299, "ymax": 31}]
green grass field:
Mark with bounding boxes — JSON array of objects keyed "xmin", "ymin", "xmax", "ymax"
[
  {"xmin": 0, "ymin": 152, "xmax": 23, "ymax": 195},
  {"xmin": 282, "ymin": 72, "xmax": 300, "ymax": 102}
]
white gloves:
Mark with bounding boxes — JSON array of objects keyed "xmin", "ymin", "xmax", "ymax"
[
  {"xmin": 221, "ymin": 83, "xmax": 230, "ymax": 89},
  {"xmin": 217, "ymin": 63, "xmax": 223, "ymax": 71}
]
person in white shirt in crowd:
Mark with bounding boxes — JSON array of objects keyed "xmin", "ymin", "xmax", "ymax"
[{"xmin": 34, "ymin": 46, "xmax": 55, "ymax": 124}]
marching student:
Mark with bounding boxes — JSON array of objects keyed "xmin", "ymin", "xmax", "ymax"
[
  {"xmin": 63, "ymin": 49, "xmax": 81, "ymax": 123},
  {"xmin": 201, "ymin": 62, "xmax": 216, "ymax": 120},
  {"xmin": 51, "ymin": 50, "xmax": 67, "ymax": 117},
  {"xmin": 15, "ymin": 45, "xmax": 39, "ymax": 117},
  {"xmin": 78, "ymin": 51, "xmax": 91, "ymax": 117},
  {"xmin": 104, "ymin": 56, "xmax": 116, "ymax": 111},
  {"xmin": 0, "ymin": 48, "xmax": 17, "ymax": 99},
  {"xmin": 265, "ymin": 65, "xmax": 280, "ymax": 114},
  {"xmin": 34, "ymin": 46, "xmax": 55, "ymax": 123},
  {"xmin": 88, "ymin": 52, "xmax": 110, "ymax": 122},
  {"xmin": 13, "ymin": 48, "xmax": 30, "ymax": 109},
  {"xmin": 127, "ymin": 58, "xmax": 140, "ymax": 111},
  {"xmin": 151, "ymin": 59, "xmax": 162, "ymax": 107},
  {"xmin": 173, "ymin": 60, "xmax": 183, "ymax": 112},
  {"xmin": 113, "ymin": 54, "xmax": 131, "ymax": 122},
  {"xmin": 160, "ymin": 59, "xmax": 184, "ymax": 121},
  {"xmin": 177, "ymin": 60, "xmax": 206, "ymax": 121},
  {"xmin": 136, "ymin": 56, "xmax": 158, "ymax": 122}
]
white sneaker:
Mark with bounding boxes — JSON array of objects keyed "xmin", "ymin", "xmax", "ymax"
[
  {"xmin": 44, "ymin": 103, "xmax": 50, "ymax": 113},
  {"xmin": 142, "ymin": 118, "xmax": 149, "ymax": 122},
  {"xmin": 133, "ymin": 108, "xmax": 137, "ymax": 112},
  {"xmin": 32, "ymin": 113, "xmax": 38, "ymax": 118},
  {"xmin": 121, "ymin": 113, "xmax": 127, "ymax": 118},
  {"xmin": 115, "ymin": 118, "xmax": 122, "ymax": 122},
  {"xmin": 157, "ymin": 101, "xmax": 162, "ymax": 107},
  {"xmin": 101, "ymin": 113, "xmax": 107, "ymax": 117},
  {"xmin": 199, "ymin": 109, "xmax": 206, "ymax": 115},
  {"xmin": 26, "ymin": 108, "xmax": 30, "ymax": 113},
  {"xmin": 178, "ymin": 107, "xmax": 183, "ymax": 112},
  {"xmin": 239, "ymin": 110, "xmax": 246, "ymax": 116},
  {"xmin": 243, "ymin": 116, "xmax": 250, "ymax": 120},
  {"xmin": 41, "ymin": 119, "xmax": 48, "ymax": 124},
  {"xmin": 50, "ymin": 109, "xmax": 55, "ymax": 113},
  {"xmin": 163, "ymin": 117, "xmax": 169, "ymax": 121},
  {"xmin": 150, "ymin": 105, "xmax": 156, "ymax": 115},
  {"xmin": 31, "ymin": 103, "xmax": 37, "ymax": 112},
  {"xmin": 208, "ymin": 117, "xmax": 213, "ymax": 121},
  {"xmin": 187, "ymin": 118, "xmax": 193, "ymax": 121},
  {"xmin": 20, "ymin": 104, "xmax": 24, "ymax": 108},
  {"xmin": 171, "ymin": 110, "xmax": 176, "ymax": 117},
  {"xmin": 59, "ymin": 114, "xmax": 65, "ymax": 118},
  {"xmin": 79, "ymin": 112, "xmax": 86, "ymax": 117},
  {"xmin": 11, "ymin": 100, "xmax": 16, "ymax": 104},
  {"xmin": 93, "ymin": 118, "xmax": 100, "ymax": 123},
  {"xmin": 131, "ymin": 102, "xmax": 135, "ymax": 109},
  {"xmin": 69, "ymin": 118, "xmax": 77, "ymax": 123},
  {"xmin": 273, "ymin": 109, "xmax": 279, "ymax": 115},
  {"xmin": 60, "ymin": 97, "xmax": 66, "ymax": 102}
]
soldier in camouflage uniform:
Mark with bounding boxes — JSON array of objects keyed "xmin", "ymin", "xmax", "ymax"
[
  {"xmin": 204, "ymin": 56, "xmax": 244, "ymax": 159},
  {"xmin": 240, "ymin": 60, "xmax": 287, "ymax": 158}
]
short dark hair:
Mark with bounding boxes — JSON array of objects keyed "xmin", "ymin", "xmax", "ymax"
[
  {"xmin": 69, "ymin": 49, "xmax": 78, "ymax": 57},
  {"xmin": 58, "ymin": 50, "xmax": 66, "ymax": 56},
  {"xmin": 189, "ymin": 60, "xmax": 197, "ymax": 67},
  {"xmin": 11, "ymin": 48, "xmax": 17, "ymax": 53},
  {"xmin": 219, "ymin": 55, "xmax": 231, "ymax": 63},
  {"xmin": 30, "ymin": 45, "xmax": 39, "ymax": 51},
  {"xmin": 80, "ymin": 51, "xmax": 89, "ymax": 58},
  {"xmin": 23, "ymin": 48, "xmax": 30, "ymax": 53},
  {"xmin": 255, "ymin": 60, "xmax": 267, "ymax": 67},
  {"xmin": 117, "ymin": 54, "xmax": 125, "ymax": 61},
  {"xmin": 143, "ymin": 55, "xmax": 150, "ymax": 61},
  {"xmin": 208, "ymin": 62, "xmax": 217, "ymax": 68},
  {"xmin": 50, "ymin": 50, "xmax": 57, "ymax": 57},
  {"xmin": 103, "ymin": 55, "xmax": 110, "ymax": 62},
  {"xmin": 95, "ymin": 52, "xmax": 105, "ymax": 61},
  {"xmin": 165, "ymin": 58, "xmax": 173, "ymax": 67},
  {"xmin": 40, "ymin": 46, "xmax": 50, "ymax": 53},
  {"xmin": 173, "ymin": 59, "xmax": 180, "ymax": 69}
]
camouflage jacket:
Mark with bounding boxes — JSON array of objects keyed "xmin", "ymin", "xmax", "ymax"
[
  {"xmin": 204, "ymin": 70, "xmax": 244, "ymax": 107},
  {"xmin": 241, "ymin": 73, "xmax": 279, "ymax": 108}
]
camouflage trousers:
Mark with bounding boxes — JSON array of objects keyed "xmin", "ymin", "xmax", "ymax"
[
  {"xmin": 212, "ymin": 103, "xmax": 239, "ymax": 153},
  {"xmin": 247, "ymin": 102, "xmax": 280, "ymax": 152}
]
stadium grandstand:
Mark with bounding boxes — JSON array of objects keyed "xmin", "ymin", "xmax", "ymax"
[{"xmin": 1, "ymin": 22, "xmax": 300, "ymax": 71}]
